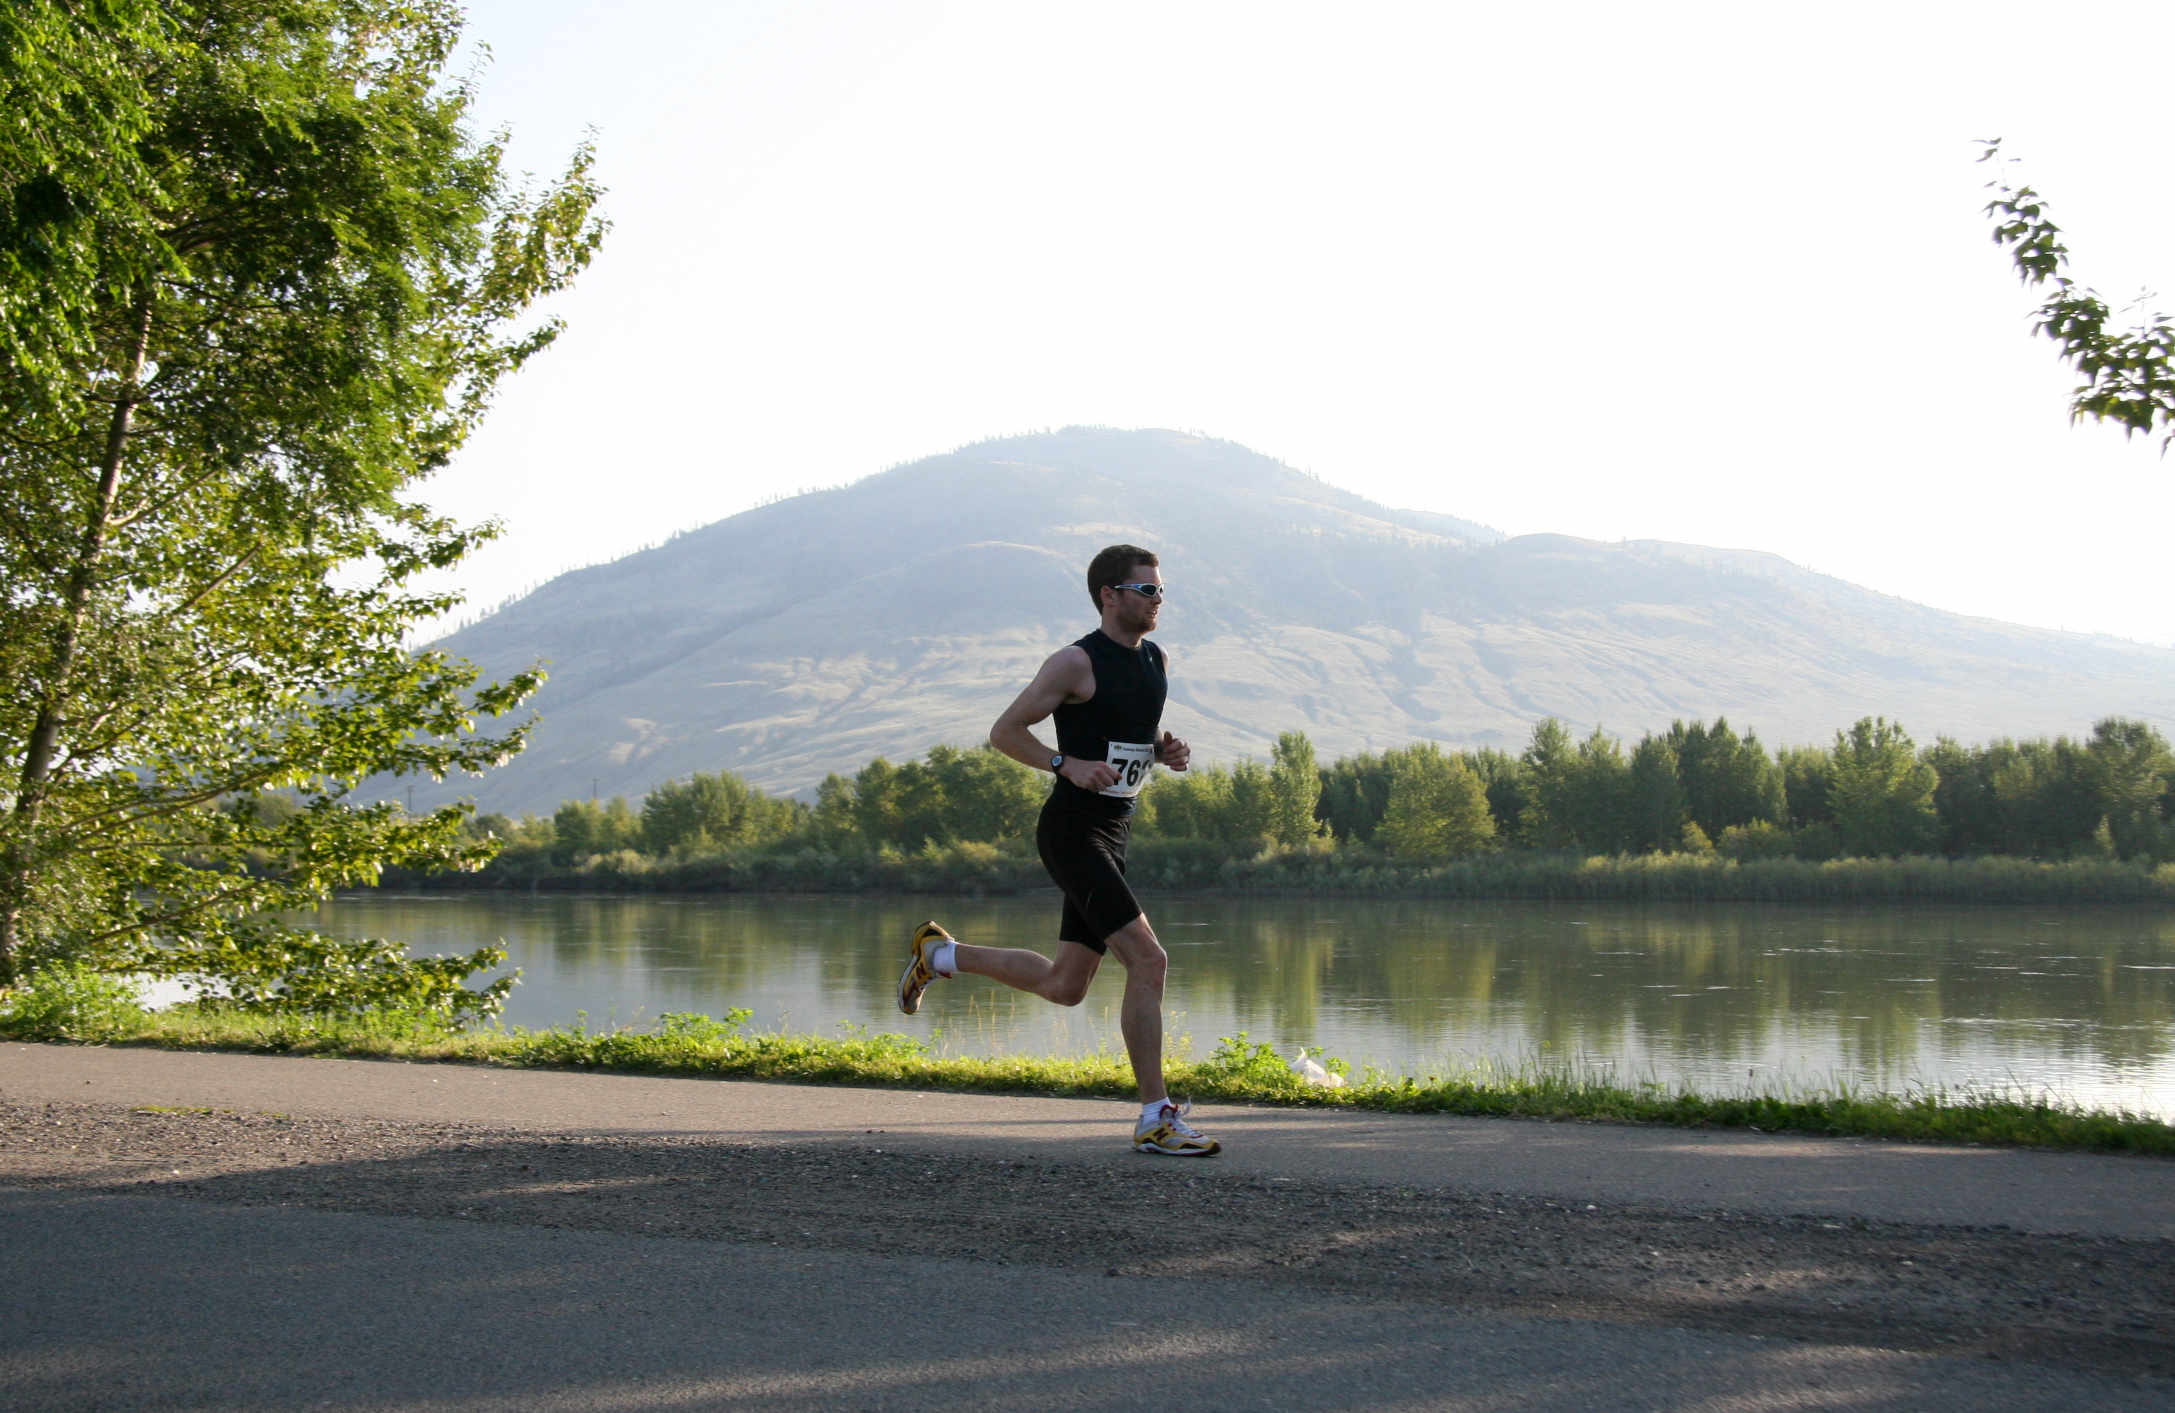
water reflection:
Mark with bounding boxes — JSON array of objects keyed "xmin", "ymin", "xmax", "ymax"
[{"xmin": 310, "ymin": 894, "xmax": 2175, "ymax": 1118}]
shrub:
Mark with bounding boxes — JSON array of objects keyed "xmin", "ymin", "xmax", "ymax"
[
  {"xmin": 0, "ymin": 962, "xmax": 148, "ymax": 1042},
  {"xmin": 1717, "ymin": 819, "xmax": 1794, "ymax": 862}
]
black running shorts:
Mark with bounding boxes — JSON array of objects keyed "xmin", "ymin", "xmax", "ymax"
[{"xmin": 1035, "ymin": 794, "xmax": 1142, "ymax": 953}]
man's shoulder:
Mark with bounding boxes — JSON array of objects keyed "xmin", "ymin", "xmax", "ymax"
[{"xmin": 1042, "ymin": 641, "xmax": 1094, "ymax": 677}]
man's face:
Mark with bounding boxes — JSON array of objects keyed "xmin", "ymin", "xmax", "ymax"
[{"xmin": 1104, "ymin": 562, "xmax": 1163, "ymax": 633}]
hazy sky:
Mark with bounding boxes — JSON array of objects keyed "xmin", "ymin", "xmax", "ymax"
[{"xmin": 433, "ymin": 0, "xmax": 2175, "ymax": 645}]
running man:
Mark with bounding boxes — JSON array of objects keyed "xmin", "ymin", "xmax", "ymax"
[{"xmin": 896, "ymin": 543, "xmax": 1218, "ymax": 1156}]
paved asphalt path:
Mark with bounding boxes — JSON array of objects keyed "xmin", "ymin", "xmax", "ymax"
[{"xmin": 5, "ymin": 1043, "xmax": 2173, "ymax": 1410}]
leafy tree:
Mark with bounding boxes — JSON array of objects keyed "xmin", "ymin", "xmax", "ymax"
[
  {"xmin": 1566, "ymin": 727, "xmax": 1634, "ymax": 854},
  {"xmin": 1137, "ymin": 764, "xmax": 1229, "ymax": 840},
  {"xmin": 641, "ymin": 771, "xmax": 802, "ymax": 856},
  {"xmin": 1779, "ymin": 745, "xmax": 1836, "ymax": 829},
  {"xmin": 1828, "ymin": 718, "xmax": 1939, "ymax": 858},
  {"xmin": 598, "ymin": 798, "xmax": 642, "ymax": 857},
  {"xmin": 1986, "ymin": 740, "xmax": 2072, "ymax": 858},
  {"xmin": 0, "ymin": 0, "xmax": 171, "ymax": 409},
  {"xmin": 2077, "ymin": 717, "xmax": 2175, "ymax": 861},
  {"xmin": 1224, "ymin": 760, "xmax": 1277, "ymax": 847},
  {"xmin": 1376, "ymin": 744, "xmax": 1494, "ymax": 860},
  {"xmin": 919, "ymin": 744, "xmax": 1044, "ymax": 844},
  {"xmin": 1267, "ymin": 730, "xmax": 1325, "ymax": 846},
  {"xmin": 1982, "ymin": 142, "xmax": 2175, "ymax": 450},
  {"xmin": 1319, "ymin": 743, "xmax": 1510, "ymax": 846},
  {"xmin": 809, "ymin": 774, "xmax": 859, "ymax": 849},
  {"xmin": 551, "ymin": 800, "xmax": 597, "ymax": 865},
  {"xmin": 1518, "ymin": 719, "xmax": 1579, "ymax": 849},
  {"xmin": 847, "ymin": 758, "xmax": 906, "ymax": 844},
  {"xmin": 819, "ymin": 745, "xmax": 1040, "ymax": 848},
  {"xmin": 0, "ymin": 2, "xmax": 605, "ymax": 992},
  {"xmin": 1141, "ymin": 760, "xmax": 1273, "ymax": 846},
  {"xmin": 1975, "ymin": 736, "xmax": 2116, "ymax": 859},
  {"xmin": 1317, "ymin": 750, "xmax": 1394, "ymax": 844},
  {"xmin": 1925, "ymin": 736, "xmax": 1999, "ymax": 858},
  {"xmin": 1626, "ymin": 735, "xmax": 1687, "ymax": 853},
  {"xmin": 1468, "ymin": 747, "xmax": 1526, "ymax": 841},
  {"xmin": 1668, "ymin": 718, "xmax": 1783, "ymax": 838}
]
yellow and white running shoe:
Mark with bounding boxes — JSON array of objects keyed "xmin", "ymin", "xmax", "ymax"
[
  {"xmin": 897, "ymin": 921, "xmax": 951, "ymax": 1016},
  {"xmin": 1133, "ymin": 1100, "xmax": 1221, "ymax": 1157}
]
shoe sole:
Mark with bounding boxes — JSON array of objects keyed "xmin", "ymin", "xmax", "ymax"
[
  {"xmin": 898, "ymin": 922, "xmax": 949, "ymax": 1015},
  {"xmin": 1133, "ymin": 1138, "xmax": 1221, "ymax": 1156}
]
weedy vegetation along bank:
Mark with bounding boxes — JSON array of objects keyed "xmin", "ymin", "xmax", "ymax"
[
  {"xmin": 4, "ymin": 964, "xmax": 2169, "ymax": 1158},
  {"xmin": 393, "ymin": 842, "xmax": 2175, "ymax": 905}
]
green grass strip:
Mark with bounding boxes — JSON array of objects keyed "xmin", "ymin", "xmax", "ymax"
[{"xmin": 14, "ymin": 1000, "xmax": 2172, "ymax": 1158}]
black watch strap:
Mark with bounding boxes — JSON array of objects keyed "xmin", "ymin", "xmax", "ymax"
[{"xmin": 1050, "ymin": 753, "xmax": 1065, "ymax": 774}]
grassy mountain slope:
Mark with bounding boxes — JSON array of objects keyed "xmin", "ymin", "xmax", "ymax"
[{"xmin": 418, "ymin": 428, "xmax": 2175, "ymax": 811}]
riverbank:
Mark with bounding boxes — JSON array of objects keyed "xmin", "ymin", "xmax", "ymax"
[
  {"xmin": 8, "ymin": 992, "xmax": 2172, "ymax": 1156},
  {"xmin": 381, "ymin": 845, "xmax": 2175, "ymax": 904}
]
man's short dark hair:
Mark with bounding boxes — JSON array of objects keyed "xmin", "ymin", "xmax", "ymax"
[{"xmin": 1087, "ymin": 544, "xmax": 1157, "ymax": 610}]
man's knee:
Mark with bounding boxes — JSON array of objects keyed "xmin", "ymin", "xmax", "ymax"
[
  {"xmin": 1047, "ymin": 977, "xmax": 1091, "ymax": 1007},
  {"xmin": 1043, "ymin": 942, "xmax": 1099, "ymax": 1007},
  {"xmin": 1107, "ymin": 917, "xmax": 1167, "ymax": 987}
]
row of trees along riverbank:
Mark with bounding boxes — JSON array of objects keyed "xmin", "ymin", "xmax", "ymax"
[{"xmin": 358, "ymin": 715, "xmax": 2175, "ymax": 901}]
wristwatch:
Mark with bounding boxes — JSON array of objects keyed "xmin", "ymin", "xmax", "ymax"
[{"xmin": 1049, "ymin": 753, "xmax": 1066, "ymax": 774}]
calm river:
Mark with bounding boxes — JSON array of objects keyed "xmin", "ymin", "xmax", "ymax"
[{"xmin": 313, "ymin": 893, "xmax": 2175, "ymax": 1118}]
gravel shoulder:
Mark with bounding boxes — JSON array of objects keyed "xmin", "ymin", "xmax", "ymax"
[{"xmin": 6, "ymin": 1093, "xmax": 2172, "ymax": 1383}]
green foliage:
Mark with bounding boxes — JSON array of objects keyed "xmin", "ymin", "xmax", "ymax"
[
  {"xmin": 1138, "ymin": 760, "xmax": 1271, "ymax": 845},
  {"xmin": 394, "ymin": 715, "xmax": 2175, "ymax": 896},
  {"xmin": 1518, "ymin": 718, "xmax": 1579, "ymax": 848},
  {"xmin": 550, "ymin": 797, "xmax": 640, "ymax": 864},
  {"xmin": 1668, "ymin": 718, "xmax": 1785, "ymax": 838},
  {"xmin": 1191, "ymin": 1031, "xmax": 1305, "ymax": 1089},
  {"xmin": 1317, "ymin": 750, "xmax": 1394, "ymax": 844},
  {"xmin": 810, "ymin": 745, "xmax": 1042, "ymax": 850},
  {"xmin": 659, "ymin": 1008, "xmax": 755, "ymax": 1043},
  {"xmin": 1982, "ymin": 142, "xmax": 2175, "ymax": 451},
  {"xmin": 641, "ymin": 771, "xmax": 805, "ymax": 856},
  {"xmin": 1829, "ymin": 718, "xmax": 1940, "ymax": 858},
  {"xmin": 1266, "ymin": 731, "xmax": 1325, "ymax": 846},
  {"xmin": 161, "ymin": 931, "xmax": 514, "ymax": 1026},
  {"xmin": 1566, "ymin": 726, "xmax": 1634, "ymax": 853},
  {"xmin": 1626, "ymin": 735, "xmax": 1686, "ymax": 852},
  {"xmin": 0, "ymin": 0, "xmax": 174, "ymax": 415},
  {"xmin": 1376, "ymin": 743, "xmax": 1495, "ymax": 860},
  {"xmin": 0, "ymin": 1, "xmax": 605, "ymax": 1000},
  {"xmin": 0, "ymin": 960, "xmax": 147, "ymax": 1041},
  {"xmin": 1779, "ymin": 745, "xmax": 1836, "ymax": 828},
  {"xmin": 2079, "ymin": 717, "xmax": 2175, "ymax": 861},
  {"xmin": 1715, "ymin": 819, "xmax": 1793, "ymax": 862}
]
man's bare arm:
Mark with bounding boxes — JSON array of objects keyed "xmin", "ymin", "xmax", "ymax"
[{"xmin": 989, "ymin": 646, "xmax": 1117, "ymax": 791}]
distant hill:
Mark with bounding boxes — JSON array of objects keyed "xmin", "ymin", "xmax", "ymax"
[{"xmin": 409, "ymin": 427, "xmax": 2175, "ymax": 815}]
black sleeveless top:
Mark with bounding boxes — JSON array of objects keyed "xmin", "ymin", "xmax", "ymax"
[{"xmin": 1050, "ymin": 630, "xmax": 1166, "ymax": 811}]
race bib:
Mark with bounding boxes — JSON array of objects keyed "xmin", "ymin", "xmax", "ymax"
[{"xmin": 1100, "ymin": 740, "xmax": 1156, "ymax": 798}]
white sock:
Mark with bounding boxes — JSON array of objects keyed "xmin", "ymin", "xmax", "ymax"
[
  {"xmin": 931, "ymin": 941, "xmax": 957, "ymax": 977},
  {"xmin": 1140, "ymin": 1099, "xmax": 1170, "ymax": 1125}
]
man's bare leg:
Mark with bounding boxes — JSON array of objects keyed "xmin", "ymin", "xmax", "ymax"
[
  {"xmin": 933, "ymin": 916, "xmax": 1215, "ymax": 1154},
  {"xmin": 953, "ymin": 921, "xmax": 1163, "ymax": 1102},
  {"xmin": 951, "ymin": 938, "xmax": 1100, "ymax": 1007},
  {"xmin": 1099, "ymin": 916, "xmax": 1168, "ymax": 1105}
]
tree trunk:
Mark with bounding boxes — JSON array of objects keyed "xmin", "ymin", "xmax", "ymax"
[{"xmin": 0, "ymin": 291, "xmax": 154, "ymax": 983}]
